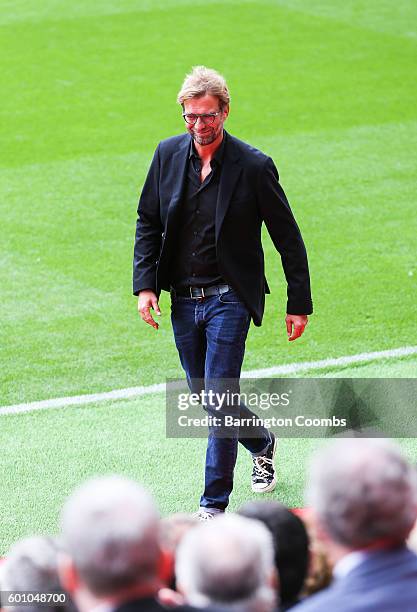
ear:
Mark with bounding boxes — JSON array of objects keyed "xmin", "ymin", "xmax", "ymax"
[
  {"xmin": 312, "ymin": 513, "xmax": 332, "ymax": 547},
  {"xmin": 222, "ymin": 104, "xmax": 230, "ymax": 120},
  {"xmin": 268, "ymin": 566, "xmax": 280, "ymax": 592},
  {"xmin": 175, "ymin": 578, "xmax": 186, "ymax": 597},
  {"xmin": 57, "ymin": 552, "xmax": 79, "ymax": 594}
]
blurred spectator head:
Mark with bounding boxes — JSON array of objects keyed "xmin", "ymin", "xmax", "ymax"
[
  {"xmin": 0, "ymin": 536, "xmax": 73, "ymax": 612},
  {"xmin": 238, "ymin": 500, "xmax": 309, "ymax": 608},
  {"xmin": 307, "ymin": 438, "xmax": 417, "ymax": 549},
  {"xmin": 160, "ymin": 513, "xmax": 199, "ymax": 555},
  {"xmin": 175, "ymin": 514, "xmax": 277, "ymax": 612},
  {"xmin": 157, "ymin": 513, "xmax": 199, "ymax": 607},
  {"xmin": 159, "ymin": 513, "xmax": 198, "ymax": 589},
  {"xmin": 297, "ymin": 509, "xmax": 333, "ymax": 598},
  {"xmin": 59, "ymin": 475, "xmax": 160, "ymax": 601}
]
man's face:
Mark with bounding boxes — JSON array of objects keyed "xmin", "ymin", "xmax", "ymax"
[{"xmin": 183, "ymin": 94, "xmax": 229, "ymax": 146}]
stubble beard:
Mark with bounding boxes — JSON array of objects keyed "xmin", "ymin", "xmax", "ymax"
[{"xmin": 191, "ymin": 124, "xmax": 222, "ymax": 146}]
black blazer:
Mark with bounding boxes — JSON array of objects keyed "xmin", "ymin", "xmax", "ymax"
[
  {"xmin": 115, "ymin": 598, "xmax": 169, "ymax": 612},
  {"xmin": 133, "ymin": 131, "xmax": 312, "ymax": 326}
]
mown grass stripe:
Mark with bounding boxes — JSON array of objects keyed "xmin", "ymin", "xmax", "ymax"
[{"xmin": 1, "ymin": 346, "xmax": 415, "ymax": 416}]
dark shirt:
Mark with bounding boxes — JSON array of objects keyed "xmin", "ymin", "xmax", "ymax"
[{"xmin": 169, "ymin": 134, "xmax": 227, "ymax": 289}]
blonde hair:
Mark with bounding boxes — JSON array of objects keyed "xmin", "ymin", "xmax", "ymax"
[{"xmin": 177, "ymin": 66, "xmax": 230, "ymax": 109}]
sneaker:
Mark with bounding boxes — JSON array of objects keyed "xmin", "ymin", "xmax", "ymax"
[
  {"xmin": 194, "ymin": 509, "xmax": 218, "ymax": 521},
  {"xmin": 251, "ymin": 432, "xmax": 277, "ymax": 493}
]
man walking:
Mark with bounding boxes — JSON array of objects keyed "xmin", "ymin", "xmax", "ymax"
[{"xmin": 133, "ymin": 66, "xmax": 312, "ymax": 518}]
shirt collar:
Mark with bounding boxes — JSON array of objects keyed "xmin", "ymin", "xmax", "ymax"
[
  {"xmin": 333, "ymin": 550, "xmax": 370, "ymax": 579},
  {"xmin": 89, "ymin": 603, "xmax": 114, "ymax": 612}
]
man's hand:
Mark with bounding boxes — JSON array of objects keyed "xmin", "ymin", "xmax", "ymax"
[
  {"xmin": 286, "ymin": 314, "xmax": 308, "ymax": 342},
  {"xmin": 138, "ymin": 290, "xmax": 161, "ymax": 330}
]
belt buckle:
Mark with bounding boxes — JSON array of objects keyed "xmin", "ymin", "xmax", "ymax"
[{"xmin": 190, "ymin": 286, "xmax": 205, "ymax": 299}]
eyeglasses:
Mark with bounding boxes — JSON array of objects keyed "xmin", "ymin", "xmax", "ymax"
[{"xmin": 182, "ymin": 111, "xmax": 221, "ymax": 125}]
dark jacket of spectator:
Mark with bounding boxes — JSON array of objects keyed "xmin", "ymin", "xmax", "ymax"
[{"xmin": 295, "ymin": 545, "xmax": 417, "ymax": 612}]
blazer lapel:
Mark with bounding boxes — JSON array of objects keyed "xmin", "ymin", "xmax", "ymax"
[
  {"xmin": 166, "ymin": 135, "xmax": 190, "ymax": 219},
  {"xmin": 215, "ymin": 133, "xmax": 242, "ymax": 242},
  {"xmin": 162, "ymin": 136, "xmax": 190, "ymax": 255}
]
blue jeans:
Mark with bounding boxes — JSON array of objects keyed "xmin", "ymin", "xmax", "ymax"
[{"xmin": 171, "ymin": 288, "xmax": 271, "ymax": 511}]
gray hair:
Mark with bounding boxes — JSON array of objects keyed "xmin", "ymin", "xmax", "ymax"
[
  {"xmin": 306, "ymin": 438, "xmax": 417, "ymax": 548},
  {"xmin": 60, "ymin": 475, "xmax": 160, "ymax": 596},
  {"xmin": 177, "ymin": 66, "xmax": 230, "ymax": 109},
  {"xmin": 175, "ymin": 514, "xmax": 277, "ymax": 612},
  {"xmin": 0, "ymin": 536, "xmax": 64, "ymax": 612}
]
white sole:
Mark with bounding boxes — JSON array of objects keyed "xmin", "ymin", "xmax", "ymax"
[
  {"xmin": 252, "ymin": 476, "xmax": 277, "ymax": 494},
  {"xmin": 251, "ymin": 435, "xmax": 277, "ymax": 493}
]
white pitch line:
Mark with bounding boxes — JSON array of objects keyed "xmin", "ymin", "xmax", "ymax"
[
  {"xmin": 1, "ymin": 345, "xmax": 416, "ymax": 417},
  {"xmin": 242, "ymin": 345, "xmax": 417, "ymax": 378}
]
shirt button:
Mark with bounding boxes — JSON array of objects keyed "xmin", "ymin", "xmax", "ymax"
[
  {"xmin": 196, "ymin": 209, "xmax": 200, "ymax": 214},
  {"xmin": 192, "ymin": 252, "xmax": 196, "ymax": 256},
  {"xmin": 193, "ymin": 231, "xmax": 197, "ymax": 236},
  {"xmin": 192, "ymin": 273, "xmax": 196, "ymax": 277}
]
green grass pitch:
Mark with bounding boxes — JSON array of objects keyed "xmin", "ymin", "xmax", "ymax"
[{"xmin": 0, "ymin": 1, "xmax": 416, "ymax": 553}]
